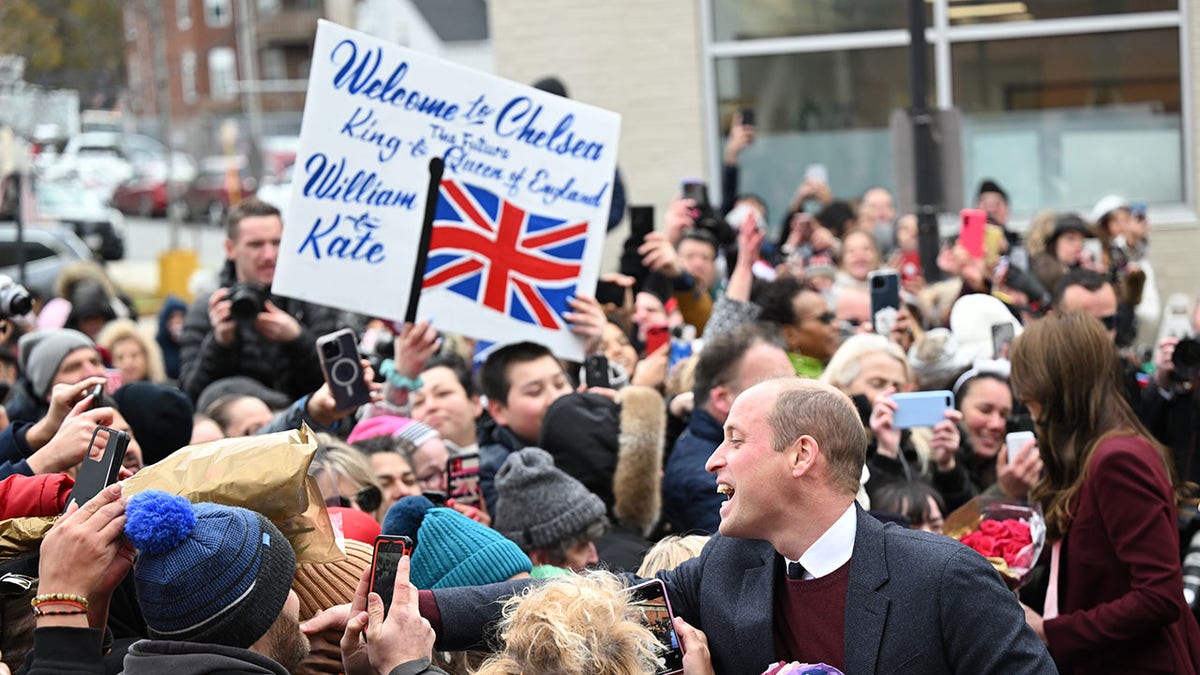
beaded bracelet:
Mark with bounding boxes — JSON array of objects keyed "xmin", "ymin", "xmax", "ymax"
[
  {"xmin": 32, "ymin": 599, "xmax": 88, "ymax": 612},
  {"xmin": 379, "ymin": 359, "xmax": 423, "ymax": 391},
  {"xmin": 31, "ymin": 593, "xmax": 89, "ymax": 610}
]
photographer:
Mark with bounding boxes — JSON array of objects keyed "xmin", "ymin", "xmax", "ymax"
[
  {"xmin": 179, "ymin": 199, "xmax": 342, "ymax": 403},
  {"xmin": 1143, "ymin": 300, "xmax": 1200, "ymax": 485}
]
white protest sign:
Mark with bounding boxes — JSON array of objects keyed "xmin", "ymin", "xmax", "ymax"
[{"xmin": 273, "ymin": 20, "xmax": 621, "ymax": 361}]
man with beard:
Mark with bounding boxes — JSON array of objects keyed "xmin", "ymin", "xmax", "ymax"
[{"xmin": 26, "ymin": 486, "xmax": 311, "ymax": 674}]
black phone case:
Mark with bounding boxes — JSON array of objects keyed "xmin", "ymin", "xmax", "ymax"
[
  {"xmin": 869, "ymin": 271, "xmax": 901, "ymax": 334},
  {"xmin": 317, "ymin": 329, "xmax": 372, "ymax": 410},
  {"xmin": 585, "ymin": 355, "xmax": 610, "ymax": 389},
  {"xmin": 70, "ymin": 427, "xmax": 129, "ymax": 508}
]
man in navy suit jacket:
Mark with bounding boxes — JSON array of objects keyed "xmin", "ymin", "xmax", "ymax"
[{"xmin": 424, "ymin": 378, "xmax": 1054, "ymax": 673}]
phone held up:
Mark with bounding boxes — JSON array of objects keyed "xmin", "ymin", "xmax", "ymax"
[
  {"xmin": 868, "ymin": 270, "xmax": 901, "ymax": 336},
  {"xmin": 626, "ymin": 579, "xmax": 685, "ymax": 675},
  {"xmin": 317, "ymin": 328, "xmax": 372, "ymax": 410},
  {"xmin": 370, "ymin": 534, "xmax": 414, "ymax": 617},
  {"xmin": 959, "ymin": 208, "xmax": 987, "ymax": 260},
  {"xmin": 890, "ymin": 391, "xmax": 954, "ymax": 429},
  {"xmin": 69, "ymin": 426, "xmax": 130, "ymax": 509},
  {"xmin": 447, "ymin": 453, "xmax": 483, "ymax": 508}
]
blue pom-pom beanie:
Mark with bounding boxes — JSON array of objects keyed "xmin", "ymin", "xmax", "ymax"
[
  {"xmin": 124, "ymin": 490, "xmax": 296, "ymax": 649},
  {"xmin": 381, "ymin": 496, "xmax": 530, "ymax": 590}
]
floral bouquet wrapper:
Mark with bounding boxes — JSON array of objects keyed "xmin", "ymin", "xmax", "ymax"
[
  {"xmin": 762, "ymin": 663, "xmax": 844, "ymax": 675},
  {"xmin": 944, "ymin": 495, "xmax": 1046, "ymax": 590}
]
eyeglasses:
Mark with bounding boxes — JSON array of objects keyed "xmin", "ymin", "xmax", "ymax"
[{"xmin": 1099, "ymin": 314, "xmax": 1119, "ymax": 331}]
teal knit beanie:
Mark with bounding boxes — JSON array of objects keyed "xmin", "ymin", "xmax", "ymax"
[{"xmin": 382, "ymin": 496, "xmax": 531, "ymax": 589}]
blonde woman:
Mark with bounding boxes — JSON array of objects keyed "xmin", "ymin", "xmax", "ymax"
[{"xmin": 96, "ymin": 318, "xmax": 167, "ymax": 385}]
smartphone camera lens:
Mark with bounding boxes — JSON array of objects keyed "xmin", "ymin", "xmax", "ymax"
[{"xmin": 321, "ymin": 341, "xmax": 340, "ymax": 359}]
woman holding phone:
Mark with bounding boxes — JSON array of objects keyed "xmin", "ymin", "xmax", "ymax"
[{"xmin": 1011, "ymin": 313, "xmax": 1200, "ymax": 673}]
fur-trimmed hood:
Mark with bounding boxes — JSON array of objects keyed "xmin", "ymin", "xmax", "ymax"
[{"xmin": 612, "ymin": 386, "xmax": 665, "ymax": 536}]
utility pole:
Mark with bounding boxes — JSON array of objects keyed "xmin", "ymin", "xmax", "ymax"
[
  {"xmin": 149, "ymin": 0, "xmax": 181, "ymax": 249},
  {"xmin": 908, "ymin": 0, "xmax": 941, "ymax": 283},
  {"xmin": 236, "ymin": 0, "xmax": 265, "ymax": 179}
]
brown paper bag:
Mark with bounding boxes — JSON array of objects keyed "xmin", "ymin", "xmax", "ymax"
[
  {"xmin": 123, "ymin": 424, "xmax": 343, "ymax": 563},
  {"xmin": 0, "ymin": 516, "xmax": 57, "ymax": 559}
]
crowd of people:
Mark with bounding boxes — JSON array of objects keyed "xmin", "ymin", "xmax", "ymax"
[{"xmin": 1, "ymin": 108, "xmax": 1200, "ymax": 675}]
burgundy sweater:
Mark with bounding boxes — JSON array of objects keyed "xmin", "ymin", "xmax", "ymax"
[{"xmin": 772, "ymin": 560, "xmax": 850, "ymax": 670}]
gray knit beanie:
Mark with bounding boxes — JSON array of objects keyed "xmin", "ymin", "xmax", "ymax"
[
  {"xmin": 17, "ymin": 329, "xmax": 96, "ymax": 399},
  {"xmin": 494, "ymin": 447, "xmax": 607, "ymax": 551}
]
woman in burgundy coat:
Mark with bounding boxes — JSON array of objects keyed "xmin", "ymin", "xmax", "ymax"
[{"xmin": 1012, "ymin": 312, "xmax": 1200, "ymax": 674}]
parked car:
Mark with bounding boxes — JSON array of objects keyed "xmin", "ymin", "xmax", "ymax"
[
  {"xmin": 0, "ymin": 223, "xmax": 94, "ymax": 300},
  {"xmin": 111, "ymin": 154, "xmax": 195, "ymax": 217},
  {"xmin": 35, "ymin": 181, "xmax": 126, "ymax": 262},
  {"xmin": 183, "ymin": 156, "xmax": 258, "ymax": 225}
]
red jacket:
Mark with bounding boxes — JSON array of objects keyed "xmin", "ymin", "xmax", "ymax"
[
  {"xmin": 0, "ymin": 474, "xmax": 73, "ymax": 519},
  {"xmin": 1044, "ymin": 434, "xmax": 1200, "ymax": 673}
]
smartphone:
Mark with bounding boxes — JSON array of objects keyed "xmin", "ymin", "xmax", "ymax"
[
  {"xmin": 70, "ymin": 427, "xmax": 130, "ymax": 508},
  {"xmin": 595, "ymin": 281, "xmax": 626, "ymax": 307},
  {"xmin": 446, "ymin": 453, "xmax": 482, "ymax": 508},
  {"xmin": 317, "ymin": 328, "xmax": 372, "ymax": 410},
  {"xmin": 681, "ymin": 180, "xmax": 712, "ymax": 211},
  {"xmin": 629, "ymin": 205, "xmax": 655, "ymax": 243},
  {"xmin": 88, "ymin": 382, "xmax": 104, "ymax": 412},
  {"xmin": 890, "ymin": 391, "xmax": 954, "ymax": 429},
  {"xmin": 1082, "ymin": 238, "xmax": 1104, "ymax": 265},
  {"xmin": 991, "ymin": 322, "xmax": 1015, "ymax": 360},
  {"xmin": 626, "ymin": 579, "xmax": 685, "ymax": 674},
  {"xmin": 739, "ymin": 107, "xmax": 755, "ymax": 127},
  {"xmin": 645, "ymin": 325, "xmax": 670, "ymax": 355},
  {"xmin": 369, "ymin": 535, "xmax": 414, "ymax": 617},
  {"xmin": 423, "ymin": 489, "xmax": 448, "ymax": 506},
  {"xmin": 868, "ymin": 270, "xmax": 901, "ymax": 336},
  {"xmin": 898, "ymin": 250, "xmax": 922, "ymax": 284},
  {"xmin": 959, "ymin": 209, "xmax": 987, "ymax": 259},
  {"xmin": 804, "ymin": 163, "xmax": 828, "ymax": 185},
  {"xmin": 584, "ymin": 354, "xmax": 611, "ymax": 389},
  {"xmin": 1006, "ymin": 431, "xmax": 1035, "ymax": 465}
]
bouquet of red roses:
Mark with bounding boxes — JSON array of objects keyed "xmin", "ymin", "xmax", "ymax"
[{"xmin": 944, "ymin": 495, "xmax": 1045, "ymax": 590}]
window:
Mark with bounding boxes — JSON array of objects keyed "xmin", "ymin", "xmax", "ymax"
[
  {"xmin": 181, "ymin": 50, "xmax": 197, "ymax": 105},
  {"xmin": 716, "ymin": 46, "xmax": 932, "ymax": 206},
  {"xmin": 705, "ymin": 0, "xmax": 1187, "ymax": 220},
  {"xmin": 257, "ymin": 0, "xmax": 281, "ymax": 15},
  {"xmin": 205, "ymin": 0, "xmax": 231, "ymax": 27},
  {"xmin": 262, "ymin": 49, "xmax": 286, "ymax": 80},
  {"xmin": 208, "ymin": 47, "xmax": 237, "ymax": 100},
  {"xmin": 176, "ymin": 0, "xmax": 191, "ymax": 30}
]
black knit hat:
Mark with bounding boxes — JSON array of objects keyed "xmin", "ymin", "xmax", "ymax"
[
  {"xmin": 494, "ymin": 448, "xmax": 607, "ymax": 551},
  {"xmin": 113, "ymin": 382, "xmax": 194, "ymax": 466}
]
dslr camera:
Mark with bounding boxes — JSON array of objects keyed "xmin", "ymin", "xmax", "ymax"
[
  {"xmin": 226, "ymin": 283, "xmax": 268, "ymax": 320},
  {"xmin": 0, "ymin": 275, "xmax": 32, "ymax": 319},
  {"xmin": 1173, "ymin": 337, "xmax": 1200, "ymax": 382}
]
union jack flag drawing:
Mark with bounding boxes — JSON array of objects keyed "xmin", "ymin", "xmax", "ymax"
[{"xmin": 422, "ymin": 180, "xmax": 588, "ymax": 329}]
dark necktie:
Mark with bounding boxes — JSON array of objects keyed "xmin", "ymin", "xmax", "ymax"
[{"xmin": 787, "ymin": 561, "xmax": 806, "ymax": 580}]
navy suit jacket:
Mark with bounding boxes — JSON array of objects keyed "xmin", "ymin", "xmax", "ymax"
[{"xmin": 432, "ymin": 506, "xmax": 1056, "ymax": 674}]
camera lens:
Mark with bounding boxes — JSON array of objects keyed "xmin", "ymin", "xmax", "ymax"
[{"xmin": 321, "ymin": 341, "xmax": 340, "ymax": 359}]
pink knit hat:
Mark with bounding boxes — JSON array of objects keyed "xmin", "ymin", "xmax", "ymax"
[{"xmin": 347, "ymin": 415, "xmax": 439, "ymax": 447}]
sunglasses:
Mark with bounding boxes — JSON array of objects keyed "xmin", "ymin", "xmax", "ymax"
[{"xmin": 325, "ymin": 484, "xmax": 383, "ymax": 513}]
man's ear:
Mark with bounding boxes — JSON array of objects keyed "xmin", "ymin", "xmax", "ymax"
[
  {"xmin": 471, "ymin": 394, "xmax": 483, "ymax": 418},
  {"xmin": 487, "ymin": 397, "xmax": 508, "ymax": 428},
  {"xmin": 789, "ymin": 435, "xmax": 820, "ymax": 479},
  {"xmin": 709, "ymin": 385, "xmax": 733, "ymax": 419},
  {"xmin": 223, "ymin": 237, "xmax": 235, "ymax": 260}
]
